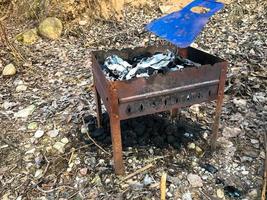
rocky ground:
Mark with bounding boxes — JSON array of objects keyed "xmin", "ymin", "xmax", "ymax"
[{"xmin": 0, "ymin": 0, "xmax": 266, "ymax": 199}]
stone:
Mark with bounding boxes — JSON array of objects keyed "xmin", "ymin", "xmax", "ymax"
[
  {"xmin": 38, "ymin": 17, "xmax": 63, "ymax": 40},
  {"xmin": 14, "ymin": 105, "xmax": 36, "ymax": 118},
  {"xmin": 16, "ymin": 28, "xmax": 39, "ymax": 45},
  {"xmin": 34, "ymin": 169, "xmax": 43, "ymax": 178},
  {"xmin": 79, "ymin": 168, "xmax": 88, "ymax": 176},
  {"xmin": 81, "ymin": 124, "xmax": 88, "ymax": 134},
  {"xmin": 2, "ymin": 63, "xmax": 16, "ymax": 76},
  {"xmin": 47, "ymin": 129, "xmax": 59, "ymax": 138},
  {"xmin": 187, "ymin": 142, "xmax": 196, "ymax": 149},
  {"xmin": 79, "ymin": 20, "xmax": 88, "ymax": 26},
  {"xmin": 248, "ymin": 189, "xmax": 258, "ymax": 199},
  {"xmin": 216, "ymin": 188, "xmax": 225, "ymax": 198},
  {"xmin": 250, "ymin": 139, "xmax": 259, "ymax": 144},
  {"xmin": 92, "ymin": 174, "xmax": 102, "ymax": 186},
  {"xmin": 195, "ymin": 146, "xmax": 203, "ymax": 155},
  {"xmin": 53, "ymin": 142, "xmax": 66, "ymax": 153},
  {"xmin": 28, "ymin": 122, "xmax": 38, "ymax": 130},
  {"xmin": 143, "ymin": 174, "xmax": 153, "ymax": 185},
  {"xmin": 187, "ymin": 174, "xmax": 203, "ymax": 187},
  {"xmin": 34, "ymin": 130, "xmax": 44, "ymax": 138},
  {"xmin": 182, "ymin": 192, "xmax": 192, "ymax": 200},
  {"xmin": 61, "ymin": 137, "xmax": 69, "ymax": 144},
  {"xmin": 233, "ymin": 98, "xmax": 247, "ymax": 108},
  {"xmin": 241, "ymin": 170, "xmax": 249, "ymax": 175},
  {"xmin": 222, "ymin": 127, "xmax": 241, "ymax": 138},
  {"xmin": 25, "ymin": 148, "xmax": 36, "ymax": 154},
  {"xmin": 16, "ymin": 85, "xmax": 27, "ymax": 92},
  {"xmin": 2, "ymin": 101, "xmax": 16, "ymax": 110}
]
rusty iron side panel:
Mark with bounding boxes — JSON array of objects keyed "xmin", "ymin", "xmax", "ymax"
[
  {"xmin": 91, "ymin": 54, "xmax": 111, "ymax": 113},
  {"xmin": 114, "ymin": 64, "xmax": 222, "ymax": 99}
]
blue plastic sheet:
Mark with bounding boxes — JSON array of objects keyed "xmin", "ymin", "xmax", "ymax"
[{"xmin": 146, "ymin": 0, "xmax": 224, "ymax": 48}]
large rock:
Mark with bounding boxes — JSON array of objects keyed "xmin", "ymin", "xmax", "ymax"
[
  {"xmin": 2, "ymin": 63, "xmax": 16, "ymax": 76},
  {"xmin": 38, "ymin": 17, "xmax": 63, "ymax": 40},
  {"xmin": 16, "ymin": 28, "xmax": 39, "ymax": 44}
]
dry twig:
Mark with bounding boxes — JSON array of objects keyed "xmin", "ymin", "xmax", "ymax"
[
  {"xmin": 160, "ymin": 172, "xmax": 167, "ymax": 200},
  {"xmin": 120, "ymin": 163, "xmax": 153, "ymax": 183},
  {"xmin": 261, "ymin": 132, "xmax": 267, "ymax": 200},
  {"xmin": 82, "ymin": 118, "xmax": 110, "ymax": 155}
]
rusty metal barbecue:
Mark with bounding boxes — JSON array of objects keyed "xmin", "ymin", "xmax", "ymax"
[{"xmin": 91, "ymin": 45, "xmax": 227, "ymax": 175}]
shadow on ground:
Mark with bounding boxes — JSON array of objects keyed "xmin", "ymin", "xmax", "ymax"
[{"xmin": 79, "ymin": 112, "xmax": 205, "ymax": 150}]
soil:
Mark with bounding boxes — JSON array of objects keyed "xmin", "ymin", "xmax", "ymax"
[{"xmin": 0, "ymin": 0, "xmax": 266, "ymax": 199}]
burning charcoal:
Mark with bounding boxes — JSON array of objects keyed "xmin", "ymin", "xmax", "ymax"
[
  {"xmin": 215, "ymin": 178, "xmax": 225, "ymax": 185},
  {"xmin": 224, "ymin": 186, "xmax": 242, "ymax": 198},
  {"xmin": 172, "ymin": 142, "xmax": 181, "ymax": 149},
  {"xmin": 125, "ymin": 50, "xmax": 175, "ymax": 80},
  {"xmin": 132, "ymin": 122, "xmax": 146, "ymax": 136},
  {"xmin": 169, "ymin": 65, "xmax": 184, "ymax": 72},
  {"xmin": 152, "ymin": 136, "xmax": 165, "ymax": 148},
  {"xmin": 201, "ymin": 163, "xmax": 218, "ymax": 174},
  {"xmin": 103, "ymin": 55, "xmax": 132, "ymax": 80},
  {"xmin": 84, "ymin": 115, "xmax": 97, "ymax": 132},
  {"xmin": 91, "ymin": 128, "xmax": 105, "ymax": 138},
  {"xmin": 167, "ymin": 135, "xmax": 176, "ymax": 144},
  {"xmin": 175, "ymin": 55, "xmax": 201, "ymax": 67}
]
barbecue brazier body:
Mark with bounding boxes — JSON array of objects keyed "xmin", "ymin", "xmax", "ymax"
[{"xmin": 91, "ymin": 45, "xmax": 227, "ymax": 175}]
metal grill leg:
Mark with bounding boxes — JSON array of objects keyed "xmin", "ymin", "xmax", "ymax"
[
  {"xmin": 170, "ymin": 108, "xmax": 178, "ymax": 120},
  {"xmin": 210, "ymin": 98, "xmax": 223, "ymax": 151},
  {"xmin": 110, "ymin": 117, "xmax": 124, "ymax": 175},
  {"xmin": 210, "ymin": 66, "xmax": 227, "ymax": 151},
  {"xmin": 94, "ymin": 86, "xmax": 102, "ymax": 128}
]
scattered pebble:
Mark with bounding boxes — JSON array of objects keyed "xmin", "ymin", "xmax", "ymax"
[
  {"xmin": 182, "ymin": 192, "xmax": 192, "ymax": 200},
  {"xmin": 34, "ymin": 169, "xmax": 43, "ymax": 179},
  {"xmin": 2, "ymin": 101, "xmax": 16, "ymax": 110},
  {"xmin": 47, "ymin": 129, "xmax": 59, "ymax": 138},
  {"xmin": 216, "ymin": 188, "xmax": 225, "ymax": 199},
  {"xmin": 241, "ymin": 170, "xmax": 249, "ymax": 175},
  {"xmin": 187, "ymin": 142, "xmax": 196, "ymax": 149},
  {"xmin": 34, "ymin": 130, "xmax": 44, "ymax": 138},
  {"xmin": 53, "ymin": 142, "xmax": 66, "ymax": 153},
  {"xmin": 201, "ymin": 163, "xmax": 218, "ymax": 174},
  {"xmin": 2, "ymin": 63, "xmax": 16, "ymax": 76},
  {"xmin": 28, "ymin": 122, "xmax": 38, "ymax": 130},
  {"xmin": 79, "ymin": 168, "xmax": 88, "ymax": 176},
  {"xmin": 16, "ymin": 85, "xmax": 28, "ymax": 92},
  {"xmin": 222, "ymin": 127, "xmax": 241, "ymax": 138},
  {"xmin": 61, "ymin": 137, "xmax": 69, "ymax": 144},
  {"xmin": 143, "ymin": 174, "xmax": 153, "ymax": 185},
  {"xmin": 14, "ymin": 105, "xmax": 36, "ymax": 118},
  {"xmin": 233, "ymin": 98, "xmax": 247, "ymax": 108},
  {"xmin": 187, "ymin": 173, "xmax": 203, "ymax": 187}
]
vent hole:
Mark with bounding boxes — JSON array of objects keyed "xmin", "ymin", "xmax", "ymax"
[
  {"xmin": 106, "ymin": 97, "xmax": 109, "ymax": 101},
  {"xmin": 198, "ymin": 93, "xmax": 201, "ymax": 98},
  {"xmin": 187, "ymin": 95, "xmax": 190, "ymax": 101},
  {"xmin": 152, "ymin": 101, "xmax": 156, "ymax": 107},
  {"xmin": 176, "ymin": 98, "xmax": 179, "ymax": 103},
  {"xmin": 127, "ymin": 106, "xmax": 131, "ymax": 114},
  {"xmin": 140, "ymin": 104, "xmax": 144, "ymax": 111},
  {"xmin": 209, "ymin": 90, "xmax": 211, "ymax": 96},
  {"xmin": 164, "ymin": 99, "xmax": 167, "ymax": 106}
]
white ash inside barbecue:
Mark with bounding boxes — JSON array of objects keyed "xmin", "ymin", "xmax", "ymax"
[{"xmin": 101, "ymin": 50, "xmax": 201, "ymax": 81}]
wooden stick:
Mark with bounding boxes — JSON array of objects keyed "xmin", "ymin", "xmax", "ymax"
[
  {"xmin": 160, "ymin": 172, "xmax": 167, "ymax": 200},
  {"xmin": 82, "ymin": 118, "xmax": 110, "ymax": 155},
  {"xmin": 261, "ymin": 133, "xmax": 267, "ymax": 200},
  {"xmin": 120, "ymin": 163, "xmax": 153, "ymax": 183}
]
